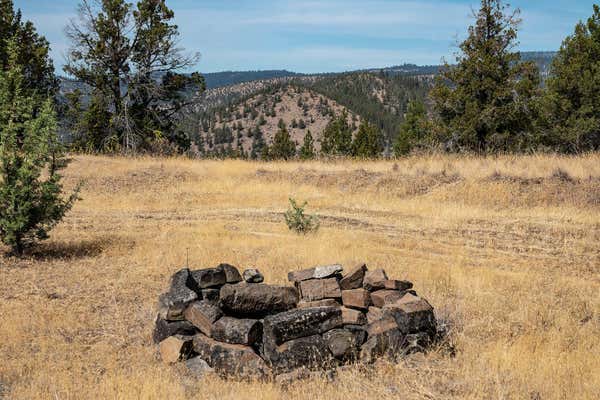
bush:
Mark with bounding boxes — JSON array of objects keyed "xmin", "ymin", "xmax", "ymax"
[{"xmin": 284, "ymin": 198, "xmax": 320, "ymax": 235}]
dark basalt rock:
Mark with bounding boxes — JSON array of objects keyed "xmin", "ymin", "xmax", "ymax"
[
  {"xmin": 242, "ymin": 268, "xmax": 264, "ymax": 283},
  {"xmin": 339, "ymin": 263, "xmax": 368, "ymax": 290},
  {"xmin": 262, "ymin": 307, "xmax": 342, "ymax": 346},
  {"xmin": 153, "ymin": 317, "xmax": 197, "ymax": 344},
  {"xmin": 323, "ymin": 328, "xmax": 365, "ymax": 361},
  {"xmin": 212, "ymin": 317, "xmax": 262, "ymax": 346},
  {"xmin": 192, "ymin": 334, "xmax": 270, "ymax": 380},
  {"xmin": 220, "ymin": 282, "xmax": 298, "ymax": 317},
  {"xmin": 217, "ymin": 263, "xmax": 243, "ymax": 284},
  {"xmin": 264, "ymin": 334, "xmax": 336, "ymax": 374},
  {"xmin": 383, "ymin": 295, "xmax": 436, "ymax": 336},
  {"xmin": 190, "ymin": 268, "xmax": 227, "ymax": 289}
]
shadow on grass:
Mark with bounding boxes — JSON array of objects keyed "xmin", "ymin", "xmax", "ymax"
[{"xmin": 0, "ymin": 237, "xmax": 116, "ymax": 263}]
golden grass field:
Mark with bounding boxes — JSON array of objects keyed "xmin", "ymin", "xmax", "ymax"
[{"xmin": 0, "ymin": 154, "xmax": 599, "ymax": 399}]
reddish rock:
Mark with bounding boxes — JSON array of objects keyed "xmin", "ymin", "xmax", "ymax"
[
  {"xmin": 184, "ymin": 301, "xmax": 223, "ymax": 337},
  {"xmin": 371, "ymin": 290, "xmax": 404, "ymax": 308},
  {"xmin": 363, "ymin": 269, "xmax": 388, "ymax": 291},
  {"xmin": 341, "ymin": 307, "xmax": 367, "ymax": 325},
  {"xmin": 339, "ymin": 263, "xmax": 368, "ymax": 290},
  {"xmin": 367, "ymin": 306, "xmax": 384, "ymax": 324},
  {"xmin": 341, "ymin": 288, "xmax": 371, "ymax": 310},
  {"xmin": 383, "ymin": 280, "xmax": 413, "ymax": 291},
  {"xmin": 297, "ymin": 299, "xmax": 341, "ymax": 309},
  {"xmin": 299, "ymin": 278, "xmax": 341, "ymax": 301},
  {"xmin": 159, "ymin": 335, "xmax": 194, "ymax": 364}
]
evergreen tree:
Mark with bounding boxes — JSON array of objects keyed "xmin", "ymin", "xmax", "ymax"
[
  {"xmin": 270, "ymin": 124, "xmax": 296, "ymax": 160},
  {"xmin": 540, "ymin": 5, "xmax": 600, "ymax": 152},
  {"xmin": 299, "ymin": 130, "xmax": 316, "ymax": 160},
  {"xmin": 352, "ymin": 121, "xmax": 383, "ymax": 158},
  {"xmin": 64, "ymin": 0, "xmax": 205, "ymax": 153},
  {"xmin": 321, "ymin": 111, "xmax": 353, "ymax": 156},
  {"xmin": 0, "ymin": 40, "xmax": 80, "ymax": 256},
  {"xmin": 394, "ymin": 99, "xmax": 429, "ymax": 156},
  {"xmin": 250, "ymin": 128, "xmax": 266, "ymax": 160},
  {"xmin": 0, "ymin": 1, "xmax": 56, "ymax": 96},
  {"xmin": 430, "ymin": 0, "xmax": 540, "ymax": 152}
]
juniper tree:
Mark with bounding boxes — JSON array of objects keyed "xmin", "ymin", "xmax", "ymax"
[
  {"xmin": 299, "ymin": 130, "xmax": 316, "ymax": 160},
  {"xmin": 539, "ymin": 5, "xmax": 600, "ymax": 152},
  {"xmin": 394, "ymin": 99, "xmax": 429, "ymax": 156},
  {"xmin": 321, "ymin": 111, "xmax": 353, "ymax": 156},
  {"xmin": 64, "ymin": 0, "xmax": 205, "ymax": 152},
  {"xmin": 270, "ymin": 124, "xmax": 296, "ymax": 160},
  {"xmin": 0, "ymin": 40, "xmax": 80, "ymax": 256},
  {"xmin": 352, "ymin": 121, "xmax": 383, "ymax": 158},
  {"xmin": 430, "ymin": 0, "xmax": 539, "ymax": 152}
]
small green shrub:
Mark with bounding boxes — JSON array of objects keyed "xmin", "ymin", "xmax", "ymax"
[{"xmin": 284, "ymin": 198, "xmax": 320, "ymax": 235}]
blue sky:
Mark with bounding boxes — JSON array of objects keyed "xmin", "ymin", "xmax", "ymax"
[{"xmin": 14, "ymin": 0, "xmax": 596, "ymax": 74}]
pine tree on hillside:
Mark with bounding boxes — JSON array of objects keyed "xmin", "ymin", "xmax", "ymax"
[
  {"xmin": 270, "ymin": 125, "xmax": 296, "ymax": 160},
  {"xmin": 299, "ymin": 130, "xmax": 316, "ymax": 160},
  {"xmin": 540, "ymin": 5, "xmax": 600, "ymax": 152},
  {"xmin": 0, "ymin": 40, "xmax": 80, "ymax": 256},
  {"xmin": 352, "ymin": 121, "xmax": 383, "ymax": 158},
  {"xmin": 394, "ymin": 99, "xmax": 429, "ymax": 156},
  {"xmin": 250, "ymin": 128, "xmax": 266, "ymax": 160},
  {"xmin": 321, "ymin": 111, "xmax": 353, "ymax": 156},
  {"xmin": 430, "ymin": 0, "xmax": 540, "ymax": 152}
]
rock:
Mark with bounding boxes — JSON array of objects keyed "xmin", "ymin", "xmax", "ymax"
[
  {"xmin": 185, "ymin": 357, "xmax": 215, "ymax": 379},
  {"xmin": 242, "ymin": 268, "xmax": 264, "ymax": 283},
  {"xmin": 367, "ymin": 306, "xmax": 384, "ymax": 324},
  {"xmin": 275, "ymin": 367, "xmax": 336, "ymax": 386},
  {"xmin": 159, "ymin": 335, "xmax": 194, "ymax": 364},
  {"xmin": 341, "ymin": 288, "xmax": 371, "ymax": 310},
  {"xmin": 153, "ymin": 316, "xmax": 197, "ymax": 344},
  {"xmin": 266, "ymin": 334, "xmax": 336, "ymax": 373},
  {"xmin": 220, "ymin": 282, "xmax": 298, "ymax": 317},
  {"xmin": 360, "ymin": 319, "xmax": 404, "ymax": 363},
  {"xmin": 262, "ymin": 307, "xmax": 343, "ymax": 346},
  {"xmin": 323, "ymin": 328, "xmax": 365, "ymax": 361},
  {"xmin": 339, "ymin": 263, "xmax": 367, "ymax": 290},
  {"xmin": 299, "ymin": 278, "xmax": 341, "ymax": 301},
  {"xmin": 183, "ymin": 301, "xmax": 223, "ymax": 337},
  {"xmin": 297, "ymin": 299, "xmax": 341, "ymax": 309},
  {"xmin": 383, "ymin": 296, "xmax": 436, "ymax": 335},
  {"xmin": 190, "ymin": 268, "xmax": 227, "ymax": 289},
  {"xmin": 212, "ymin": 317, "xmax": 262, "ymax": 346},
  {"xmin": 341, "ymin": 307, "xmax": 367, "ymax": 325},
  {"xmin": 404, "ymin": 332, "xmax": 432, "ymax": 353},
  {"xmin": 371, "ymin": 290, "xmax": 404, "ymax": 308},
  {"xmin": 157, "ymin": 269, "xmax": 199, "ymax": 320},
  {"xmin": 199, "ymin": 288, "xmax": 220, "ymax": 305},
  {"xmin": 217, "ymin": 263, "xmax": 242, "ymax": 283},
  {"xmin": 383, "ymin": 280, "xmax": 413, "ymax": 291},
  {"xmin": 363, "ymin": 269, "xmax": 388, "ymax": 291},
  {"xmin": 288, "ymin": 264, "xmax": 343, "ymax": 283},
  {"xmin": 192, "ymin": 334, "xmax": 270, "ymax": 380}
]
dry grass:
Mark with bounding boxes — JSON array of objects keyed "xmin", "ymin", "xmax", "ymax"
[{"xmin": 0, "ymin": 153, "xmax": 599, "ymax": 400}]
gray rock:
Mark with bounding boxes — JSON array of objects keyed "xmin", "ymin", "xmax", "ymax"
[
  {"xmin": 363, "ymin": 269, "xmax": 388, "ymax": 291},
  {"xmin": 185, "ymin": 357, "xmax": 215, "ymax": 379},
  {"xmin": 299, "ymin": 278, "xmax": 341, "ymax": 301},
  {"xmin": 153, "ymin": 316, "xmax": 197, "ymax": 344},
  {"xmin": 323, "ymin": 328, "xmax": 365, "ymax": 361},
  {"xmin": 383, "ymin": 295, "xmax": 436, "ymax": 335},
  {"xmin": 199, "ymin": 288, "xmax": 220, "ymax": 305},
  {"xmin": 217, "ymin": 263, "xmax": 242, "ymax": 283},
  {"xmin": 183, "ymin": 301, "xmax": 223, "ymax": 337},
  {"xmin": 242, "ymin": 268, "xmax": 264, "ymax": 283},
  {"xmin": 265, "ymin": 334, "xmax": 336, "ymax": 374},
  {"xmin": 212, "ymin": 317, "xmax": 262, "ymax": 346},
  {"xmin": 157, "ymin": 293, "xmax": 188, "ymax": 321},
  {"xmin": 262, "ymin": 307, "xmax": 343, "ymax": 346},
  {"xmin": 192, "ymin": 334, "xmax": 270, "ymax": 380},
  {"xmin": 220, "ymin": 282, "xmax": 298, "ymax": 317},
  {"xmin": 158, "ymin": 269, "xmax": 199, "ymax": 320},
  {"xmin": 288, "ymin": 264, "xmax": 343, "ymax": 282},
  {"xmin": 339, "ymin": 263, "xmax": 368, "ymax": 290},
  {"xmin": 190, "ymin": 268, "xmax": 227, "ymax": 289}
]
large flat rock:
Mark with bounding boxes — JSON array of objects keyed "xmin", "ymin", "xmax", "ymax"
[
  {"xmin": 299, "ymin": 278, "xmax": 341, "ymax": 301},
  {"xmin": 220, "ymin": 282, "xmax": 299, "ymax": 317}
]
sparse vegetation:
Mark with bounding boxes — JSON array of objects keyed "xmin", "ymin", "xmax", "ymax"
[{"xmin": 284, "ymin": 198, "xmax": 320, "ymax": 234}]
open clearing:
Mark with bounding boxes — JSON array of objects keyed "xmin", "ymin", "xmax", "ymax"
[{"xmin": 1, "ymin": 154, "xmax": 599, "ymax": 399}]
